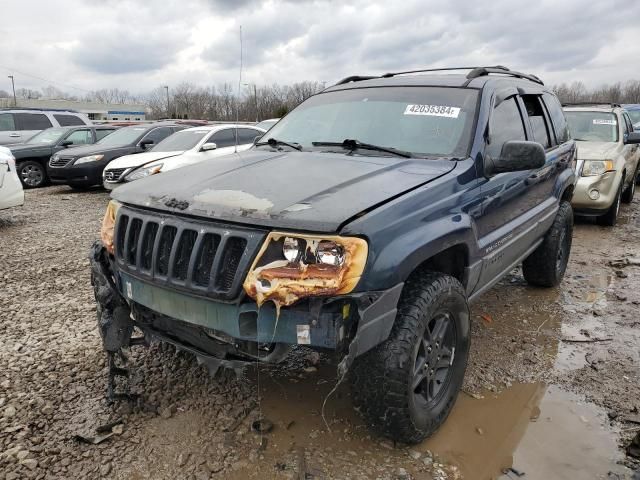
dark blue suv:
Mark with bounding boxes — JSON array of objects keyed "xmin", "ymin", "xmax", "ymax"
[{"xmin": 91, "ymin": 66, "xmax": 576, "ymax": 443}]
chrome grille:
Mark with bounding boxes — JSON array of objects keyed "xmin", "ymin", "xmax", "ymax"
[
  {"xmin": 49, "ymin": 157, "xmax": 72, "ymax": 167},
  {"xmin": 114, "ymin": 206, "xmax": 266, "ymax": 301},
  {"xmin": 104, "ymin": 168, "xmax": 127, "ymax": 182}
]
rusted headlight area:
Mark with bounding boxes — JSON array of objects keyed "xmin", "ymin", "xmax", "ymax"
[{"xmin": 242, "ymin": 232, "xmax": 368, "ymax": 311}]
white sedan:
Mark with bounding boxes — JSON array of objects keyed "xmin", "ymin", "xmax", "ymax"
[
  {"xmin": 0, "ymin": 146, "xmax": 24, "ymax": 211},
  {"xmin": 102, "ymin": 124, "xmax": 265, "ymax": 189}
]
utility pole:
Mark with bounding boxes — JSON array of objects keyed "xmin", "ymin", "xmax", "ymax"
[
  {"xmin": 163, "ymin": 85, "xmax": 170, "ymax": 118},
  {"xmin": 8, "ymin": 75, "xmax": 16, "ymax": 107}
]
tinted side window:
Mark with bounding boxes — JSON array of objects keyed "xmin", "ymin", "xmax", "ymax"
[
  {"xmin": 210, "ymin": 129, "xmax": 237, "ymax": 148},
  {"xmin": 238, "ymin": 128, "xmax": 261, "ymax": 144},
  {"xmin": 0, "ymin": 113, "xmax": 16, "ymax": 131},
  {"xmin": 95, "ymin": 129, "xmax": 115, "ymax": 141},
  {"xmin": 142, "ymin": 127, "xmax": 173, "ymax": 144},
  {"xmin": 522, "ymin": 96, "xmax": 551, "ymax": 149},
  {"xmin": 54, "ymin": 114, "xmax": 85, "ymax": 126},
  {"xmin": 65, "ymin": 129, "xmax": 92, "ymax": 145},
  {"xmin": 542, "ymin": 93, "xmax": 569, "ymax": 143},
  {"xmin": 15, "ymin": 113, "xmax": 53, "ymax": 131},
  {"xmin": 486, "ymin": 97, "xmax": 526, "ymax": 160}
]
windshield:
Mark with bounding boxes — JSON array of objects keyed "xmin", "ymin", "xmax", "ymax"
[
  {"xmin": 27, "ymin": 128, "xmax": 67, "ymax": 144},
  {"xmin": 97, "ymin": 126, "xmax": 147, "ymax": 146},
  {"xmin": 565, "ymin": 111, "xmax": 619, "ymax": 142},
  {"xmin": 151, "ymin": 129, "xmax": 209, "ymax": 152},
  {"xmin": 262, "ymin": 86, "xmax": 478, "ymax": 157},
  {"xmin": 627, "ymin": 110, "xmax": 640, "ymax": 126}
]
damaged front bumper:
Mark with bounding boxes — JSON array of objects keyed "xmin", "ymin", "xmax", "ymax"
[{"xmin": 90, "ymin": 241, "xmax": 403, "ymax": 372}]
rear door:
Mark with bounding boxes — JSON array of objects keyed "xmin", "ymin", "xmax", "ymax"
[
  {"xmin": 14, "ymin": 113, "xmax": 53, "ymax": 143},
  {"xmin": 237, "ymin": 128, "xmax": 262, "ymax": 151},
  {"xmin": 206, "ymin": 128, "xmax": 238, "ymax": 157}
]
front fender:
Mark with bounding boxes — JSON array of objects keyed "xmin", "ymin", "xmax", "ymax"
[{"xmin": 355, "ymin": 214, "xmax": 477, "ymax": 292}]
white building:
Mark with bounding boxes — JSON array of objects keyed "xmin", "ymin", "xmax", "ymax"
[{"xmin": 0, "ymin": 98, "xmax": 147, "ymax": 121}]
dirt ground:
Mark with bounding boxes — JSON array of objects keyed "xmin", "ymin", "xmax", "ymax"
[{"xmin": 1, "ymin": 186, "xmax": 639, "ymax": 480}]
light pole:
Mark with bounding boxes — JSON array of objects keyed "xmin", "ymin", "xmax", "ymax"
[
  {"xmin": 8, "ymin": 75, "xmax": 16, "ymax": 107},
  {"xmin": 243, "ymin": 83, "xmax": 258, "ymax": 122},
  {"xmin": 163, "ymin": 85, "xmax": 170, "ymax": 118}
]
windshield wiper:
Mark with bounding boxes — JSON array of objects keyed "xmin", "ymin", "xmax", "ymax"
[
  {"xmin": 312, "ymin": 139, "xmax": 412, "ymax": 158},
  {"xmin": 255, "ymin": 137, "xmax": 302, "ymax": 151}
]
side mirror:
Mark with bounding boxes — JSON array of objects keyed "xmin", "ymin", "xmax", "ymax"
[
  {"xmin": 139, "ymin": 139, "xmax": 154, "ymax": 150},
  {"xmin": 201, "ymin": 142, "xmax": 217, "ymax": 151},
  {"xmin": 60, "ymin": 140, "xmax": 73, "ymax": 147},
  {"xmin": 624, "ymin": 132, "xmax": 640, "ymax": 144},
  {"xmin": 486, "ymin": 140, "xmax": 546, "ymax": 176}
]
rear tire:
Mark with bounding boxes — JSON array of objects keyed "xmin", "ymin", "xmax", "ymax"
[
  {"xmin": 18, "ymin": 160, "xmax": 48, "ymax": 189},
  {"xmin": 597, "ymin": 182, "xmax": 622, "ymax": 227},
  {"xmin": 523, "ymin": 200, "xmax": 573, "ymax": 287},
  {"xmin": 350, "ymin": 272, "xmax": 470, "ymax": 444}
]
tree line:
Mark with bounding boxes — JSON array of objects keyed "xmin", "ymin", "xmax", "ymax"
[{"xmin": 1, "ymin": 79, "xmax": 640, "ymax": 121}]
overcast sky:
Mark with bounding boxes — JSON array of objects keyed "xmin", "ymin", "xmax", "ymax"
[{"xmin": 1, "ymin": 0, "xmax": 638, "ymax": 96}]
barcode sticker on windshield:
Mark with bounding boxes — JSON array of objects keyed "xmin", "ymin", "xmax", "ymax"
[
  {"xmin": 404, "ymin": 104, "xmax": 460, "ymax": 118},
  {"xmin": 593, "ymin": 119, "xmax": 616, "ymax": 125}
]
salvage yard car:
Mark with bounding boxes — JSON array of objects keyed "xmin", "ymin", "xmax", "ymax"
[
  {"xmin": 102, "ymin": 124, "xmax": 265, "ymax": 189},
  {"xmin": 564, "ymin": 104, "xmax": 640, "ymax": 226},
  {"xmin": 91, "ymin": 66, "xmax": 576, "ymax": 442},
  {"xmin": 9, "ymin": 125, "xmax": 118, "ymax": 188},
  {"xmin": 47, "ymin": 122, "xmax": 184, "ymax": 189},
  {"xmin": 0, "ymin": 146, "xmax": 24, "ymax": 210}
]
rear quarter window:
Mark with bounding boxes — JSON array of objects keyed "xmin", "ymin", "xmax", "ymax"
[
  {"xmin": 542, "ymin": 93, "xmax": 570, "ymax": 144},
  {"xmin": 54, "ymin": 114, "xmax": 86, "ymax": 126}
]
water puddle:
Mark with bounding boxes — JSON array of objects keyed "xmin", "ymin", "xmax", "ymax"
[{"xmin": 227, "ymin": 361, "xmax": 627, "ymax": 479}]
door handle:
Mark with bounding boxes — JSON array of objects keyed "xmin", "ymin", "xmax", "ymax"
[{"xmin": 9, "ymin": 133, "xmax": 20, "ymax": 137}]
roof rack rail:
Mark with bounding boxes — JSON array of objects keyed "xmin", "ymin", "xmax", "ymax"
[
  {"xmin": 334, "ymin": 75, "xmax": 379, "ymax": 86},
  {"xmin": 466, "ymin": 67, "xmax": 544, "ymax": 85},
  {"xmin": 561, "ymin": 102, "xmax": 621, "ymax": 108},
  {"xmin": 0, "ymin": 107, "xmax": 81, "ymax": 113},
  {"xmin": 380, "ymin": 66, "xmax": 483, "ymax": 78}
]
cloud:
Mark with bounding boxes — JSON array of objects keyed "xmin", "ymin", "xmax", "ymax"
[{"xmin": 0, "ymin": 0, "xmax": 639, "ymax": 94}]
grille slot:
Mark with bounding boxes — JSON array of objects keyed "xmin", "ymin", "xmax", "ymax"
[
  {"xmin": 126, "ymin": 218, "xmax": 143, "ymax": 265},
  {"xmin": 216, "ymin": 237, "xmax": 247, "ymax": 291},
  {"xmin": 140, "ymin": 222, "xmax": 158, "ymax": 270},
  {"xmin": 156, "ymin": 226, "xmax": 177, "ymax": 276},
  {"xmin": 116, "ymin": 215, "xmax": 129, "ymax": 257},
  {"xmin": 193, "ymin": 233, "xmax": 220, "ymax": 286},
  {"xmin": 173, "ymin": 230, "xmax": 198, "ymax": 281},
  {"xmin": 113, "ymin": 208, "xmax": 264, "ymax": 301}
]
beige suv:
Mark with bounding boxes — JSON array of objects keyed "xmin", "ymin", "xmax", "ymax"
[{"xmin": 564, "ymin": 104, "xmax": 640, "ymax": 226}]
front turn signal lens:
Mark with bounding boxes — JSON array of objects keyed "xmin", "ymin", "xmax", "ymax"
[{"xmin": 101, "ymin": 200, "xmax": 121, "ymax": 254}]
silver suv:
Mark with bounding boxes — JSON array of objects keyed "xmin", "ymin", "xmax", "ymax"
[{"xmin": 0, "ymin": 109, "xmax": 92, "ymax": 145}]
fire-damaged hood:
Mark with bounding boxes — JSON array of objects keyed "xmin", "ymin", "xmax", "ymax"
[{"xmin": 111, "ymin": 149, "xmax": 456, "ymax": 232}]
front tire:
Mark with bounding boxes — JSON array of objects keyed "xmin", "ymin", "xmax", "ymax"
[
  {"xmin": 622, "ymin": 171, "xmax": 637, "ymax": 204},
  {"xmin": 18, "ymin": 160, "xmax": 48, "ymax": 188},
  {"xmin": 597, "ymin": 182, "xmax": 622, "ymax": 227},
  {"xmin": 523, "ymin": 200, "xmax": 573, "ymax": 287},
  {"xmin": 350, "ymin": 272, "xmax": 470, "ymax": 444}
]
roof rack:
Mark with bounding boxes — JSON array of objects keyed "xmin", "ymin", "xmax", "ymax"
[
  {"xmin": 562, "ymin": 102, "xmax": 621, "ymax": 108},
  {"xmin": 333, "ymin": 66, "xmax": 544, "ymax": 87},
  {"xmin": 0, "ymin": 107, "xmax": 81, "ymax": 113}
]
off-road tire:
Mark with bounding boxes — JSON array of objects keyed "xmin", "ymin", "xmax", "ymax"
[
  {"xmin": 597, "ymin": 182, "xmax": 622, "ymax": 227},
  {"xmin": 17, "ymin": 160, "xmax": 48, "ymax": 189},
  {"xmin": 522, "ymin": 200, "xmax": 573, "ymax": 287},
  {"xmin": 349, "ymin": 272, "xmax": 470, "ymax": 444},
  {"xmin": 622, "ymin": 170, "xmax": 637, "ymax": 204}
]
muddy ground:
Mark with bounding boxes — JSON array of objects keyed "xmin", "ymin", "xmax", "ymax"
[{"xmin": 1, "ymin": 186, "xmax": 639, "ymax": 480}]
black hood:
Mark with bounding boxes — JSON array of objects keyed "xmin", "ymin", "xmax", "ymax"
[
  {"xmin": 9, "ymin": 143, "xmax": 54, "ymax": 158},
  {"xmin": 112, "ymin": 149, "xmax": 456, "ymax": 232},
  {"xmin": 61, "ymin": 143, "xmax": 131, "ymax": 158}
]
